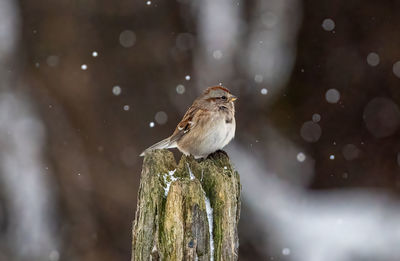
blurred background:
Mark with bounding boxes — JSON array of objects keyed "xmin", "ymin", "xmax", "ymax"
[{"xmin": 2, "ymin": 0, "xmax": 400, "ymax": 260}]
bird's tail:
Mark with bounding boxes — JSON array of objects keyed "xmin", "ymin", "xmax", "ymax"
[{"xmin": 140, "ymin": 136, "xmax": 177, "ymax": 156}]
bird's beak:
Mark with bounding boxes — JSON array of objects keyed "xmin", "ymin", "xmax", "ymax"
[{"xmin": 230, "ymin": 95, "xmax": 238, "ymax": 102}]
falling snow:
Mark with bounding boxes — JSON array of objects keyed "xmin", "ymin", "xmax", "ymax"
[
  {"xmin": 261, "ymin": 88, "xmax": 268, "ymax": 95},
  {"xmin": 325, "ymin": 89, "xmax": 340, "ymax": 104},
  {"xmin": 176, "ymin": 84, "xmax": 185, "ymax": 94},
  {"xmin": 46, "ymin": 55, "xmax": 59, "ymax": 67},
  {"xmin": 155, "ymin": 111, "xmax": 168, "ymax": 125},
  {"xmin": 393, "ymin": 61, "xmax": 400, "ymax": 78},
  {"xmin": 112, "ymin": 86, "xmax": 122, "ymax": 96},
  {"xmin": 80, "ymin": 64, "xmax": 87, "ymax": 70},
  {"xmin": 312, "ymin": 113, "xmax": 321, "ymax": 123},
  {"xmin": 254, "ymin": 74, "xmax": 263, "ymax": 83},
  {"xmin": 342, "ymin": 144, "xmax": 361, "ymax": 161},
  {"xmin": 322, "ymin": 18, "xmax": 335, "ymax": 31},
  {"xmin": 300, "ymin": 121, "xmax": 322, "ymax": 142},
  {"xmin": 363, "ymin": 97, "xmax": 400, "ymax": 138},
  {"xmin": 297, "ymin": 152, "xmax": 306, "ymax": 162},
  {"xmin": 367, "ymin": 52, "xmax": 379, "ymax": 66},
  {"xmin": 119, "ymin": 30, "xmax": 136, "ymax": 48},
  {"xmin": 212, "ymin": 50, "xmax": 223, "ymax": 60},
  {"xmin": 282, "ymin": 248, "xmax": 291, "ymax": 256},
  {"xmin": 149, "ymin": 122, "xmax": 155, "ymax": 128}
]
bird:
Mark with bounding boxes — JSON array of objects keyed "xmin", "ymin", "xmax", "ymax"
[{"xmin": 140, "ymin": 86, "xmax": 237, "ymax": 159}]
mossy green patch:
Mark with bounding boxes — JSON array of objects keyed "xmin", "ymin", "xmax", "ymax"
[{"xmin": 132, "ymin": 149, "xmax": 241, "ymax": 261}]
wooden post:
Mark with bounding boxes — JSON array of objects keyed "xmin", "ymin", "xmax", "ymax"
[{"xmin": 131, "ymin": 149, "xmax": 241, "ymax": 261}]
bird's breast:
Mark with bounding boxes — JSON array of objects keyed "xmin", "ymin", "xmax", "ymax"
[{"xmin": 177, "ymin": 110, "xmax": 235, "ymax": 158}]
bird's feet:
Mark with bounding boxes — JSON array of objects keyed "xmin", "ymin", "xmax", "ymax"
[{"xmin": 207, "ymin": 150, "xmax": 228, "ymax": 160}]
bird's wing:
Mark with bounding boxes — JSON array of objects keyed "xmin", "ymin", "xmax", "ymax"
[
  {"xmin": 169, "ymin": 105, "xmax": 200, "ymax": 143},
  {"xmin": 140, "ymin": 105, "xmax": 201, "ymax": 157}
]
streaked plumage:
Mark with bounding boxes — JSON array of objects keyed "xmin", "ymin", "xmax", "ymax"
[{"xmin": 140, "ymin": 86, "xmax": 237, "ymax": 159}]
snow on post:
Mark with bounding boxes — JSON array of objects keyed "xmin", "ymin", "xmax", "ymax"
[{"xmin": 131, "ymin": 149, "xmax": 241, "ymax": 261}]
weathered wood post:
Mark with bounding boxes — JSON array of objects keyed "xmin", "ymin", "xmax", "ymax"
[{"xmin": 131, "ymin": 149, "xmax": 241, "ymax": 261}]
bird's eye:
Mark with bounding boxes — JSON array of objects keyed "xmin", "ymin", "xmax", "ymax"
[{"xmin": 221, "ymin": 96, "xmax": 227, "ymax": 100}]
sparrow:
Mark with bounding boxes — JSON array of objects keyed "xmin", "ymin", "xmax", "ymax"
[{"xmin": 140, "ymin": 86, "xmax": 237, "ymax": 159}]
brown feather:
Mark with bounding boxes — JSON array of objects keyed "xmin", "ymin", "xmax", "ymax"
[
  {"xmin": 203, "ymin": 86, "xmax": 231, "ymax": 94},
  {"xmin": 141, "ymin": 85, "xmax": 236, "ymax": 158}
]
